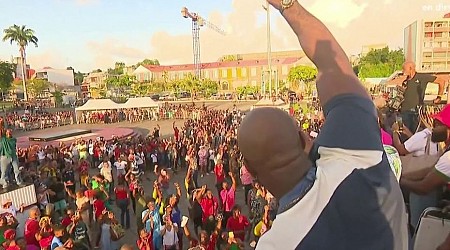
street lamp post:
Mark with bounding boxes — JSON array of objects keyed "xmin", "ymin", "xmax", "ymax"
[{"xmin": 266, "ymin": 0, "xmax": 273, "ymax": 99}]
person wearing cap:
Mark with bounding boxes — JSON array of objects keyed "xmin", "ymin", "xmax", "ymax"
[{"xmin": 401, "ymin": 104, "xmax": 450, "ymax": 226}]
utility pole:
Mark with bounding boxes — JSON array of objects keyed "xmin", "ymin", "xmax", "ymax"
[{"xmin": 266, "ymin": 0, "xmax": 273, "ymax": 99}]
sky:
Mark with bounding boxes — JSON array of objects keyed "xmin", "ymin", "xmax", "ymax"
[{"xmin": 0, "ymin": 0, "xmax": 450, "ymax": 72}]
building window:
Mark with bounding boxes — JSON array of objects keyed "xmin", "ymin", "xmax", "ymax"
[
  {"xmin": 424, "ymin": 42, "xmax": 432, "ymax": 48},
  {"xmin": 204, "ymin": 70, "xmax": 209, "ymax": 78},
  {"xmin": 242, "ymin": 68, "xmax": 247, "ymax": 77},
  {"xmin": 222, "ymin": 69, "xmax": 227, "ymax": 77},
  {"xmin": 232, "ymin": 68, "xmax": 237, "ymax": 78},
  {"xmin": 251, "ymin": 67, "xmax": 257, "ymax": 77}
]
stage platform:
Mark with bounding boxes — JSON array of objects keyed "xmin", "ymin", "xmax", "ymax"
[
  {"xmin": 17, "ymin": 127, "xmax": 135, "ymax": 148},
  {"xmin": 29, "ymin": 129, "xmax": 92, "ymax": 142},
  {"xmin": 0, "ymin": 184, "xmax": 37, "ymax": 207}
]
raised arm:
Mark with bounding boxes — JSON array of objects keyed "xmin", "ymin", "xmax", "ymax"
[
  {"xmin": 269, "ymin": 0, "xmax": 369, "ymax": 106},
  {"xmin": 434, "ymin": 74, "xmax": 450, "ymax": 95},
  {"xmin": 229, "ymin": 172, "xmax": 236, "ymax": 191},
  {"xmin": 174, "ymin": 183, "xmax": 182, "ymax": 199}
]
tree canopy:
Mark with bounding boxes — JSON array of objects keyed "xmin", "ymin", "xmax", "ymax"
[
  {"xmin": 0, "ymin": 61, "xmax": 14, "ymax": 93},
  {"xmin": 136, "ymin": 59, "xmax": 160, "ymax": 67},
  {"xmin": 287, "ymin": 65, "xmax": 318, "ymax": 96},
  {"xmin": 355, "ymin": 46, "xmax": 404, "ymax": 78},
  {"xmin": 27, "ymin": 79, "xmax": 50, "ymax": 98},
  {"xmin": 2, "ymin": 24, "xmax": 38, "ymax": 50}
]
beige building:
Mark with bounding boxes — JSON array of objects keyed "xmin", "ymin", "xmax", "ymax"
[
  {"xmin": 133, "ymin": 50, "xmax": 312, "ymax": 91},
  {"xmin": 82, "ymin": 71, "xmax": 110, "ymax": 98},
  {"xmin": 404, "ymin": 14, "xmax": 450, "ymax": 72}
]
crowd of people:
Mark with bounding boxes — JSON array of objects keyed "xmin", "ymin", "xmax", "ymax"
[
  {"xmin": 0, "ymin": 102, "xmax": 282, "ymax": 250},
  {"xmin": 76, "ymin": 103, "xmax": 208, "ymax": 125},
  {"xmin": 0, "ymin": 0, "xmax": 449, "ymax": 249},
  {"xmin": 3, "ymin": 111, "xmax": 74, "ymax": 131}
]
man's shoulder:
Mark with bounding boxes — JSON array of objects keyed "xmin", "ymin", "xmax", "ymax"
[{"xmin": 415, "ymin": 72, "xmax": 436, "ymax": 83}]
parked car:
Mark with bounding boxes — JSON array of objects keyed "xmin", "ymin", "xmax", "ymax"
[
  {"xmin": 177, "ymin": 91, "xmax": 191, "ymax": 99},
  {"xmin": 210, "ymin": 93, "xmax": 221, "ymax": 100},
  {"xmin": 224, "ymin": 93, "xmax": 233, "ymax": 100},
  {"xmin": 150, "ymin": 94, "xmax": 160, "ymax": 101},
  {"xmin": 160, "ymin": 93, "xmax": 176, "ymax": 101},
  {"xmin": 246, "ymin": 93, "xmax": 257, "ymax": 100}
]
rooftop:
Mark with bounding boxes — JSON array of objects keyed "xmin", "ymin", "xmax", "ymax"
[{"xmin": 143, "ymin": 57, "xmax": 302, "ymax": 72}]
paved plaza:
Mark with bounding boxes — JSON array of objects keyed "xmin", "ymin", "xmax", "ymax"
[{"xmin": 15, "ymin": 100, "xmax": 257, "ymax": 249}]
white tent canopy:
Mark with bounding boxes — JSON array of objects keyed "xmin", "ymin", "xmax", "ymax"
[
  {"xmin": 123, "ymin": 97, "xmax": 159, "ymax": 109},
  {"xmin": 75, "ymin": 99, "xmax": 121, "ymax": 111}
]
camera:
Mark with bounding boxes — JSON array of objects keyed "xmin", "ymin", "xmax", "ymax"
[{"xmin": 387, "ymin": 85, "xmax": 406, "ymax": 111}]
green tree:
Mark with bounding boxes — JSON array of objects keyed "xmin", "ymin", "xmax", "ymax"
[
  {"xmin": 74, "ymin": 71, "xmax": 84, "ymax": 85},
  {"xmin": 2, "ymin": 24, "xmax": 38, "ymax": 101},
  {"xmin": 131, "ymin": 84, "xmax": 150, "ymax": 97},
  {"xmin": 357, "ymin": 47, "xmax": 404, "ymax": 78},
  {"xmin": 51, "ymin": 90, "xmax": 65, "ymax": 107},
  {"xmin": 287, "ymin": 65, "xmax": 318, "ymax": 96},
  {"xmin": 0, "ymin": 61, "xmax": 14, "ymax": 97},
  {"xmin": 107, "ymin": 62, "xmax": 125, "ymax": 75},
  {"xmin": 199, "ymin": 78, "xmax": 219, "ymax": 97},
  {"xmin": 136, "ymin": 59, "xmax": 160, "ymax": 67},
  {"xmin": 106, "ymin": 74, "xmax": 136, "ymax": 96},
  {"xmin": 182, "ymin": 73, "xmax": 200, "ymax": 101},
  {"xmin": 27, "ymin": 79, "xmax": 50, "ymax": 99}
]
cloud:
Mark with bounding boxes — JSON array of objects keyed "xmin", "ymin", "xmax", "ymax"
[
  {"xmin": 74, "ymin": 0, "xmax": 98, "ymax": 6},
  {"xmin": 27, "ymin": 49, "xmax": 67, "ymax": 70},
  {"xmin": 85, "ymin": 38, "xmax": 145, "ymax": 69},
  {"xmin": 76, "ymin": 0, "xmax": 450, "ymax": 70},
  {"xmin": 308, "ymin": 0, "xmax": 368, "ymax": 28},
  {"xmin": 148, "ymin": 0, "xmax": 299, "ymax": 65}
]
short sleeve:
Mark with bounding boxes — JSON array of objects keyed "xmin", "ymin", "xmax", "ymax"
[
  {"xmin": 435, "ymin": 151, "xmax": 450, "ymax": 181},
  {"xmin": 404, "ymin": 130, "xmax": 428, "ymax": 154},
  {"xmin": 314, "ymin": 94, "xmax": 382, "ymax": 151},
  {"xmin": 426, "ymin": 74, "xmax": 437, "ymax": 84}
]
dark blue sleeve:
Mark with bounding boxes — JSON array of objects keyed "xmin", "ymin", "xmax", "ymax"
[{"xmin": 314, "ymin": 94, "xmax": 382, "ymax": 151}]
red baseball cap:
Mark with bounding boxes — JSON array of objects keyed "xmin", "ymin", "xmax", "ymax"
[{"xmin": 432, "ymin": 104, "xmax": 450, "ymax": 127}]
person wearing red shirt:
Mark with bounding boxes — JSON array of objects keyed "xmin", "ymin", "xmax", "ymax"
[
  {"xmin": 214, "ymin": 160, "xmax": 226, "ymax": 200},
  {"xmin": 93, "ymin": 192, "xmax": 106, "ymax": 220},
  {"xmin": 226, "ymin": 205, "xmax": 249, "ymax": 242},
  {"xmin": 24, "ymin": 208, "xmax": 40, "ymax": 247},
  {"xmin": 137, "ymin": 228, "xmax": 153, "ymax": 250},
  {"xmin": 173, "ymin": 121, "xmax": 179, "ymax": 142},
  {"xmin": 61, "ymin": 209, "xmax": 75, "ymax": 227},
  {"xmin": 199, "ymin": 189, "xmax": 219, "ymax": 222}
]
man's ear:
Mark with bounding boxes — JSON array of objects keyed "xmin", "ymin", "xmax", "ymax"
[{"xmin": 299, "ymin": 130, "xmax": 313, "ymax": 154}]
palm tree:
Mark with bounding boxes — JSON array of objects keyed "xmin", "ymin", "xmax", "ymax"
[{"xmin": 2, "ymin": 24, "xmax": 38, "ymax": 101}]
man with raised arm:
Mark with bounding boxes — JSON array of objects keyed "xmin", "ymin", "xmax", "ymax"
[{"xmin": 238, "ymin": 1, "xmax": 409, "ymax": 249}]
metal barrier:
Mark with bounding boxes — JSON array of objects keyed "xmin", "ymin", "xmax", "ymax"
[{"xmin": 9, "ymin": 117, "xmax": 74, "ymax": 131}]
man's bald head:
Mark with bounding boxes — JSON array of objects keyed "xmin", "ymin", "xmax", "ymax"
[
  {"xmin": 238, "ymin": 108, "xmax": 304, "ymax": 172},
  {"xmin": 120, "ymin": 244, "xmax": 134, "ymax": 250},
  {"xmin": 402, "ymin": 61, "xmax": 416, "ymax": 78},
  {"xmin": 29, "ymin": 207, "xmax": 40, "ymax": 218}
]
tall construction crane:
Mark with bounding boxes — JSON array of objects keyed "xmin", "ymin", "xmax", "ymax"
[{"xmin": 181, "ymin": 7, "xmax": 226, "ymax": 78}]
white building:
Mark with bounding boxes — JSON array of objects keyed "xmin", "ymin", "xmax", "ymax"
[
  {"xmin": 34, "ymin": 67, "xmax": 75, "ymax": 86},
  {"xmin": 404, "ymin": 14, "xmax": 450, "ymax": 72}
]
